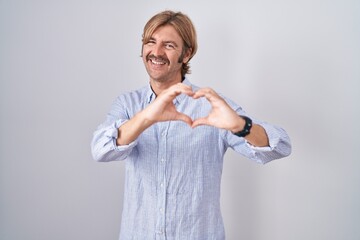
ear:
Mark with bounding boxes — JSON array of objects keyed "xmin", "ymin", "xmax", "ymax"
[{"xmin": 182, "ymin": 48, "xmax": 193, "ymax": 63}]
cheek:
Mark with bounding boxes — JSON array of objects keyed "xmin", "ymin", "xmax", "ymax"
[
  {"xmin": 142, "ymin": 45, "xmax": 150, "ymax": 57},
  {"xmin": 142, "ymin": 50, "xmax": 150, "ymax": 63}
]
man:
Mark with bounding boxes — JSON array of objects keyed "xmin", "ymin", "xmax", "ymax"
[{"xmin": 91, "ymin": 10, "xmax": 291, "ymax": 240}]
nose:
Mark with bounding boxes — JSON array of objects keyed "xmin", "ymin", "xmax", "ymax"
[{"xmin": 152, "ymin": 43, "xmax": 164, "ymax": 57}]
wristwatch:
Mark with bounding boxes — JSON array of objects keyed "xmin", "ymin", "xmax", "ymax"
[{"xmin": 233, "ymin": 115, "xmax": 252, "ymax": 137}]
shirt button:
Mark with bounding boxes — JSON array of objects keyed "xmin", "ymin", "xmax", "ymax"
[
  {"xmin": 159, "ymin": 208, "xmax": 163, "ymax": 213},
  {"xmin": 160, "ymin": 158, "xmax": 165, "ymax": 162}
]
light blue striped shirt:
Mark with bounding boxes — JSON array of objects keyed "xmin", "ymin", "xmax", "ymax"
[{"xmin": 91, "ymin": 79, "xmax": 291, "ymax": 240}]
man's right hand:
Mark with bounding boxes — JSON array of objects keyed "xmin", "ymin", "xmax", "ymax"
[
  {"xmin": 143, "ymin": 83, "xmax": 194, "ymax": 126},
  {"xmin": 116, "ymin": 83, "xmax": 194, "ymax": 145}
]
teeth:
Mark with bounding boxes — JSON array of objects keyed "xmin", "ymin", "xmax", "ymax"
[{"xmin": 151, "ymin": 59, "xmax": 166, "ymax": 65}]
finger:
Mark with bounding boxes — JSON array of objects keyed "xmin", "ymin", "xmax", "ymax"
[
  {"xmin": 158, "ymin": 86, "xmax": 193, "ymax": 104},
  {"xmin": 192, "ymin": 88, "xmax": 208, "ymax": 98},
  {"xmin": 174, "ymin": 89, "xmax": 194, "ymax": 98},
  {"xmin": 191, "ymin": 117, "xmax": 209, "ymax": 128},
  {"xmin": 173, "ymin": 84, "xmax": 194, "ymax": 97},
  {"xmin": 175, "ymin": 112, "xmax": 193, "ymax": 126},
  {"xmin": 192, "ymin": 88, "xmax": 218, "ymax": 100},
  {"xmin": 165, "ymin": 84, "xmax": 194, "ymax": 99}
]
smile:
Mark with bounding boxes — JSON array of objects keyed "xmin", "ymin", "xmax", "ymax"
[
  {"xmin": 150, "ymin": 59, "xmax": 167, "ymax": 65},
  {"xmin": 147, "ymin": 54, "xmax": 170, "ymax": 66}
]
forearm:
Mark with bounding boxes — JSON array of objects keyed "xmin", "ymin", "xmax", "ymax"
[
  {"xmin": 230, "ymin": 116, "xmax": 269, "ymax": 147},
  {"xmin": 116, "ymin": 110, "xmax": 154, "ymax": 146},
  {"xmin": 244, "ymin": 124, "xmax": 269, "ymax": 147}
]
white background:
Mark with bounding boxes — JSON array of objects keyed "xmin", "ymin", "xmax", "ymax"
[{"xmin": 1, "ymin": 0, "xmax": 359, "ymax": 239}]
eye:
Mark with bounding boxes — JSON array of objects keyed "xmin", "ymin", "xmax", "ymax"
[
  {"xmin": 165, "ymin": 43, "xmax": 175, "ymax": 49},
  {"xmin": 146, "ymin": 40, "xmax": 156, "ymax": 46}
]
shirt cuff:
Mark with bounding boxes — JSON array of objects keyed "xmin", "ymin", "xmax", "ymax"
[
  {"xmin": 246, "ymin": 122, "xmax": 280, "ymax": 152},
  {"xmin": 110, "ymin": 119, "xmax": 137, "ymax": 151}
]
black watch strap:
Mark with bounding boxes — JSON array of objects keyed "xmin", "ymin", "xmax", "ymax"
[{"xmin": 233, "ymin": 115, "xmax": 253, "ymax": 137}]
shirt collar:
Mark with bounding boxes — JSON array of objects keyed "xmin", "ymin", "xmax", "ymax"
[{"xmin": 145, "ymin": 78, "xmax": 192, "ymax": 105}]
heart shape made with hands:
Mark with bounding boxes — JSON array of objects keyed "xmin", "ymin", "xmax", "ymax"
[{"xmin": 153, "ymin": 86, "xmax": 241, "ymax": 131}]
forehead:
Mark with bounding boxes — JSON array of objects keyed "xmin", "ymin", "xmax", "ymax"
[{"xmin": 150, "ymin": 25, "xmax": 183, "ymax": 44}]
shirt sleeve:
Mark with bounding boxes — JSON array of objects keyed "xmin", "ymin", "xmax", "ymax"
[
  {"xmin": 221, "ymin": 96, "xmax": 292, "ymax": 164},
  {"xmin": 90, "ymin": 96, "xmax": 137, "ymax": 162},
  {"xmin": 224, "ymin": 120, "xmax": 291, "ymax": 164}
]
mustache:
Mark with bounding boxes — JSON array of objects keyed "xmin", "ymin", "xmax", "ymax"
[{"xmin": 146, "ymin": 54, "xmax": 170, "ymax": 64}]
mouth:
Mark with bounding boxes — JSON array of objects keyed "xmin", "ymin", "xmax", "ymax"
[
  {"xmin": 147, "ymin": 55, "xmax": 169, "ymax": 66},
  {"xmin": 150, "ymin": 59, "xmax": 167, "ymax": 65}
]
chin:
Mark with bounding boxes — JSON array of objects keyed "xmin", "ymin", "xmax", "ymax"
[
  {"xmin": 147, "ymin": 71, "xmax": 168, "ymax": 83},
  {"xmin": 150, "ymin": 76, "xmax": 168, "ymax": 83}
]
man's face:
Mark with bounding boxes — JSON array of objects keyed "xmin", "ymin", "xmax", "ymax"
[{"xmin": 142, "ymin": 25, "xmax": 190, "ymax": 84}]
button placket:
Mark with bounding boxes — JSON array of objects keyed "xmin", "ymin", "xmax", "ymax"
[{"xmin": 155, "ymin": 123, "xmax": 169, "ymax": 238}]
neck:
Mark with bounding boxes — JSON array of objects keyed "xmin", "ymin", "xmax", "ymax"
[{"xmin": 150, "ymin": 75, "xmax": 184, "ymax": 96}]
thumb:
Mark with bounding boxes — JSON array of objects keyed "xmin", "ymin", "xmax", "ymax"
[
  {"xmin": 191, "ymin": 117, "xmax": 209, "ymax": 128},
  {"xmin": 175, "ymin": 112, "xmax": 193, "ymax": 126}
]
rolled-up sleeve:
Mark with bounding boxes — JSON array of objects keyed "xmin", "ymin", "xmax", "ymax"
[
  {"xmin": 221, "ymin": 95, "xmax": 291, "ymax": 164},
  {"xmin": 91, "ymin": 93, "xmax": 140, "ymax": 162},
  {"xmin": 247, "ymin": 121, "xmax": 291, "ymax": 164},
  {"xmin": 224, "ymin": 120, "xmax": 291, "ymax": 164},
  {"xmin": 91, "ymin": 119, "xmax": 137, "ymax": 162}
]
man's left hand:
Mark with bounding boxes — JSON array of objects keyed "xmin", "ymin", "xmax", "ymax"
[{"xmin": 191, "ymin": 88, "xmax": 244, "ymax": 133}]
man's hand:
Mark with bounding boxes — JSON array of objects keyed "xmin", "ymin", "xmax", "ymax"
[
  {"xmin": 143, "ymin": 83, "xmax": 195, "ymax": 126},
  {"xmin": 117, "ymin": 83, "xmax": 194, "ymax": 146},
  {"xmin": 192, "ymin": 87, "xmax": 269, "ymax": 147},
  {"xmin": 191, "ymin": 88, "xmax": 244, "ymax": 132}
]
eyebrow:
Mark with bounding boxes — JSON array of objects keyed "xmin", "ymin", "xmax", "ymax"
[{"xmin": 149, "ymin": 37, "xmax": 179, "ymax": 47}]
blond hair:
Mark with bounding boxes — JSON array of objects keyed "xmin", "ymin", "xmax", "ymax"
[{"xmin": 142, "ymin": 10, "xmax": 198, "ymax": 77}]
